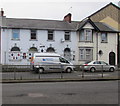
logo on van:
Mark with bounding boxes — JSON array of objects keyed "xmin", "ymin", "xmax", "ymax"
[
  {"xmin": 42, "ymin": 58, "xmax": 53, "ymax": 61},
  {"xmin": 43, "ymin": 58, "xmax": 46, "ymax": 61}
]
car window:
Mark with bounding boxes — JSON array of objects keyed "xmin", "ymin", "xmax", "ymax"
[
  {"xmin": 85, "ymin": 61, "xmax": 91, "ymax": 64},
  {"xmin": 93, "ymin": 61, "xmax": 101, "ymax": 64},
  {"xmin": 100, "ymin": 61, "xmax": 108, "ymax": 65}
]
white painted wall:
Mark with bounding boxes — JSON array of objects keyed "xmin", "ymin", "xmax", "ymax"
[{"xmin": 1, "ymin": 28, "xmax": 77, "ymax": 65}]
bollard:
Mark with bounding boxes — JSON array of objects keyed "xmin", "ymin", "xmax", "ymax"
[
  {"xmin": 101, "ymin": 65, "xmax": 104, "ymax": 78},
  {"xmin": 60, "ymin": 64, "xmax": 63, "ymax": 79},
  {"xmin": 13, "ymin": 67, "xmax": 16, "ymax": 80},
  {"xmin": 38, "ymin": 69, "xmax": 41, "ymax": 79},
  {"xmin": 82, "ymin": 65, "xmax": 84, "ymax": 78}
]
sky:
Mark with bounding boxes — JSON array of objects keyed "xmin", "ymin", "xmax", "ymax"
[{"xmin": 0, "ymin": 0, "xmax": 119, "ymax": 21}]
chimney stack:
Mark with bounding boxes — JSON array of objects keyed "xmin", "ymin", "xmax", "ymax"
[
  {"xmin": 63, "ymin": 13, "xmax": 72, "ymax": 23},
  {"xmin": 0, "ymin": 8, "xmax": 4, "ymax": 17}
]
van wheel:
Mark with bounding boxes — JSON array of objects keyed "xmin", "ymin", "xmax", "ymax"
[
  {"xmin": 90, "ymin": 67, "xmax": 96, "ymax": 72},
  {"xmin": 39, "ymin": 68, "xmax": 44, "ymax": 73},
  {"xmin": 66, "ymin": 68, "xmax": 72, "ymax": 73}
]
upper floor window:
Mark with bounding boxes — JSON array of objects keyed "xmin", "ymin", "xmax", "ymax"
[
  {"xmin": 79, "ymin": 29, "xmax": 92, "ymax": 42},
  {"xmin": 12, "ymin": 29, "xmax": 20, "ymax": 40},
  {"xmin": 48, "ymin": 30, "xmax": 54, "ymax": 41},
  {"xmin": 101, "ymin": 33, "xmax": 107, "ymax": 43},
  {"xmin": 64, "ymin": 31, "xmax": 70, "ymax": 41},
  {"xmin": 31, "ymin": 29, "xmax": 37, "ymax": 40}
]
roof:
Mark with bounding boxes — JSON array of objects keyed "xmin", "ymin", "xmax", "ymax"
[
  {"xmin": 88, "ymin": 2, "xmax": 120, "ymax": 18},
  {"xmin": 3, "ymin": 17, "xmax": 117, "ymax": 33},
  {"xmin": 5, "ymin": 18, "xmax": 79, "ymax": 31},
  {"xmin": 77, "ymin": 18, "xmax": 118, "ymax": 32},
  {"xmin": 94, "ymin": 22, "xmax": 118, "ymax": 32}
]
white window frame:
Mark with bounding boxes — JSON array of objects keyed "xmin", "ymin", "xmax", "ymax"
[
  {"xmin": 12, "ymin": 29, "xmax": 20, "ymax": 40},
  {"xmin": 79, "ymin": 29, "xmax": 93, "ymax": 42},
  {"xmin": 30, "ymin": 29, "xmax": 37, "ymax": 40},
  {"xmin": 48, "ymin": 30, "xmax": 54, "ymax": 41},
  {"xmin": 101, "ymin": 32, "xmax": 107, "ymax": 43},
  {"xmin": 64, "ymin": 31, "xmax": 71, "ymax": 41},
  {"xmin": 79, "ymin": 47, "xmax": 93, "ymax": 61}
]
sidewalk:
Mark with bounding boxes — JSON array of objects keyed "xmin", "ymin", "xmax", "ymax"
[{"xmin": 2, "ymin": 76, "xmax": 120, "ymax": 83}]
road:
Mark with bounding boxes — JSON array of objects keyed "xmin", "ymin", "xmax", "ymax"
[
  {"xmin": 2, "ymin": 81, "xmax": 119, "ymax": 104},
  {"xmin": 2, "ymin": 70, "xmax": 119, "ymax": 80}
]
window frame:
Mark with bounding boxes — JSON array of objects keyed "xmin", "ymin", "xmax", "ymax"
[
  {"xmin": 12, "ymin": 29, "xmax": 20, "ymax": 40},
  {"xmin": 79, "ymin": 47, "xmax": 93, "ymax": 61},
  {"xmin": 30, "ymin": 29, "xmax": 37, "ymax": 40},
  {"xmin": 64, "ymin": 31, "xmax": 71, "ymax": 41},
  {"xmin": 101, "ymin": 32, "xmax": 107, "ymax": 43},
  {"xmin": 79, "ymin": 29, "xmax": 93, "ymax": 42},
  {"xmin": 48, "ymin": 30, "xmax": 54, "ymax": 41}
]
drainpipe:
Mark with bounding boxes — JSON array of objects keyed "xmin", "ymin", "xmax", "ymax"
[
  {"xmin": 96, "ymin": 32, "xmax": 99, "ymax": 61},
  {"xmin": 117, "ymin": 33, "xmax": 120, "ymax": 67},
  {"xmin": 0, "ymin": 28, "xmax": 2, "ymax": 64}
]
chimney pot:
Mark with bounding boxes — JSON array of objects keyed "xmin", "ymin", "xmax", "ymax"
[
  {"xmin": 63, "ymin": 13, "xmax": 72, "ymax": 23},
  {"xmin": 0, "ymin": 8, "xmax": 4, "ymax": 16}
]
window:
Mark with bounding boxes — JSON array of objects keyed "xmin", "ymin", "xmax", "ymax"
[
  {"xmin": 46, "ymin": 47, "xmax": 55, "ymax": 53},
  {"xmin": 101, "ymin": 33, "xmax": 107, "ymax": 43},
  {"xmin": 79, "ymin": 48, "xmax": 93, "ymax": 61},
  {"xmin": 79, "ymin": 29, "xmax": 92, "ymax": 42},
  {"xmin": 48, "ymin": 30, "xmax": 54, "ymax": 41},
  {"xmin": 12, "ymin": 29, "xmax": 20, "ymax": 40},
  {"xmin": 93, "ymin": 61, "xmax": 101, "ymax": 64},
  {"xmin": 31, "ymin": 29, "xmax": 37, "ymax": 40},
  {"xmin": 9, "ymin": 46, "xmax": 21, "ymax": 61},
  {"xmin": 65, "ymin": 31, "xmax": 70, "ymax": 41},
  {"xmin": 59, "ymin": 57, "xmax": 69, "ymax": 63},
  {"xmin": 28, "ymin": 47, "xmax": 38, "ymax": 60}
]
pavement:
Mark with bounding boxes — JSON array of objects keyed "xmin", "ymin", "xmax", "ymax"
[
  {"xmin": 2, "ymin": 76, "xmax": 120, "ymax": 83},
  {"xmin": 1, "ymin": 68, "xmax": 120, "ymax": 83}
]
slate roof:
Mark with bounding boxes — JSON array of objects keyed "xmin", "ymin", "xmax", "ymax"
[
  {"xmin": 4, "ymin": 17, "xmax": 117, "ymax": 32},
  {"xmin": 94, "ymin": 22, "xmax": 118, "ymax": 32},
  {"xmin": 77, "ymin": 18, "xmax": 118, "ymax": 32},
  {"xmin": 6, "ymin": 18, "xmax": 80, "ymax": 31}
]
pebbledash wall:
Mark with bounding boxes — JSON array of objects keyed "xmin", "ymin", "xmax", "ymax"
[
  {"xmin": 76, "ymin": 21, "xmax": 118, "ymax": 65},
  {"xmin": 1, "ymin": 29, "xmax": 77, "ymax": 65}
]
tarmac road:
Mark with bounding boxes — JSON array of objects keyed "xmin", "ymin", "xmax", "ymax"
[{"xmin": 2, "ymin": 80, "xmax": 119, "ymax": 104}]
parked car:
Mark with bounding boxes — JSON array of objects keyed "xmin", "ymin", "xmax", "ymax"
[
  {"xmin": 80, "ymin": 60, "xmax": 116, "ymax": 72},
  {"xmin": 31, "ymin": 53, "xmax": 74, "ymax": 73}
]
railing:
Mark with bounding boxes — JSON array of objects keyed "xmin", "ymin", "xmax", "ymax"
[{"xmin": 1, "ymin": 64, "xmax": 119, "ymax": 81}]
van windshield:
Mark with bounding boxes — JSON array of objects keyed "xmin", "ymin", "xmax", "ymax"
[{"xmin": 59, "ymin": 57, "xmax": 69, "ymax": 63}]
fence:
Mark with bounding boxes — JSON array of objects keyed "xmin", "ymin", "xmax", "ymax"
[{"xmin": 1, "ymin": 64, "xmax": 119, "ymax": 81}]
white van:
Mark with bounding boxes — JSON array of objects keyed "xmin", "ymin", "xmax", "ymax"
[{"xmin": 31, "ymin": 53, "xmax": 74, "ymax": 73}]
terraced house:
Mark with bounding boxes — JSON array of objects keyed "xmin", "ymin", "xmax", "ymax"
[
  {"xmin": 0, "ymin": 2, "xmax": 119, "ymax": 65},
  {"xmin": 89, "ymin": 2, "xmax": 120, "ymax": 66}
]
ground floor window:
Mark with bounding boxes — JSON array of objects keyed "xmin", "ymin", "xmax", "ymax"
[
  {"xmin": 9, "ymin": 47, "xmax": 21, "ymax": 61},
  {"xmin": 79, "ymin": 47, "xmax": 93, "ymax": 61}
]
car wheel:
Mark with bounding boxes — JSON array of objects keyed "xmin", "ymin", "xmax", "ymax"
[
  {"xmin": 109, "ymin": 67, "xmax": 115, "ymax": 72},
  {"xmin": 66, "ymin": 68, "xmax": 72, "ymax": 73},
  {"xmin": 39, "ymin": 68, "xmax": 44, "ymax": 73},
  {"xmin": 90, "ymin": 67, "xmax": 96, "ymax": 72}
]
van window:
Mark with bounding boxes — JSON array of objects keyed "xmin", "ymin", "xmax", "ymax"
[{"xmin": 59, "ymin": 57, "xmax": 69, "ymax": 63}]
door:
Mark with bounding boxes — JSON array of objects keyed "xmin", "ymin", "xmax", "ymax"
[
  {"xmin": 64, "ymin": 48, "xmax": 71, "ymax": 61},
  {"xmin": 109, "ymin": 52, "xmax": 115, "ymax": 65}
]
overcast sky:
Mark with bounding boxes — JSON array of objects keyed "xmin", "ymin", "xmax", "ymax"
[{"xmin": 0, "ymin": 0, "xmax": 119, "ymax": 21}]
